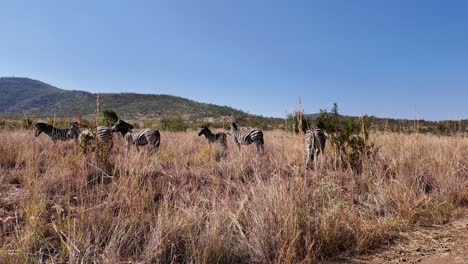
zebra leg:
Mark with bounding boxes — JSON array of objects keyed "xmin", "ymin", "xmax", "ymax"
[
  {"xmin": 314, "ymin": 149, "xmax": 320, "ymax": 170},
  {"xmin": 148, "ymin": 144, "xmax": 156, "ymax": 155},
  {"xmin": 256, "ymin": 143, "xmax": 264, "ymax": 154},
  {"xmin": 306, "ymin": 147, "xmax": 314, "ymax": 169}
]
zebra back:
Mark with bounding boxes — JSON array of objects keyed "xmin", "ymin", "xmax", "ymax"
[
  {"xmin": 126, "ymin": 129, "xmax": 160, "ymax": 147},
  {"xmin": 230, "ymin": 123, "xmax": 264, "ymax": 145},
  {"xmin": 35, "ymin": 122, "xmax": 79, "ymax": 141}
]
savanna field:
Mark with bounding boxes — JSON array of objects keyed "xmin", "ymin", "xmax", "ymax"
[{"xmin": 0, "ymin": 129, "xmax": 467, "ymax": 263}]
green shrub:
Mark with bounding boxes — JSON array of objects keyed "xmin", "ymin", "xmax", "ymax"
[
  {"xmin": 317, "ymin": 103, "xmax": 378, "ymax": 173},
  {"xmin": 160, "ymin": 116, "xmax": 188, "ymax": 132},
  {"xmin": 100, "ymin": 109, "xmax": 119, "ymax": 126}
]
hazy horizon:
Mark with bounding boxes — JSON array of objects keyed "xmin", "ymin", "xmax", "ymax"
[{"xmin": 1, "ymin": 1, "xmax": 467, "ymax": 120}]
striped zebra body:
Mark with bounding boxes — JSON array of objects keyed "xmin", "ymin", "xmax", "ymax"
[
  {"xmin": 124, "ymin": 129, "xmax": 161, "ymax": 151},
  {"xmin": 198, "ymin": 126, "xmax": 227, "ymax": 148},
  {"xmin": 230, "ymin": 122, "xmax": 264, "ymax": 153},
  {"xmin": 34, "ymin": 122, "xmax": 80, "ymax": 142},
  {"xmin": 95, "ymin": 126, "xmax": 114, "ymax": 160},
  {"xmin": 78, "ymin": 126, "xmax": 113, "ymax": 160},
  {"xmin": 305, "ymin": 128, "xmax": 326, "ymax": 168},
  {"xmin": 112, "ymin": 119, "xmax": 160, "ymax": 154},
  {"xmin": 96, "ymin": 126, "xmax": 113, "ymax": 148}
]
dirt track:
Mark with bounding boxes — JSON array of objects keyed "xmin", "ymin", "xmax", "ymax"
[{"xmin": 347, "ymin": 211, "xmax": 468, "ymax": 263}]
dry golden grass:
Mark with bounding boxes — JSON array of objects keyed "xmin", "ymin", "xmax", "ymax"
[{"xmin": 0, "ymin": 129, "xmax": 467, "ymax": 263}]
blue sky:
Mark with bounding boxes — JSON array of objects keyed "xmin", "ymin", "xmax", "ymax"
[{"xmin": 1, "ymin": 0, "xmax": 467, "ymax": 120}]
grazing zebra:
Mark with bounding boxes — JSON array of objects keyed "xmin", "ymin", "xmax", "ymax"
[
  {"xmin": 230, "ymin": 122, "xmax": 264, "ymax": 153},
  {"xmin": 34, "ymin": 122, "xmax": 80, "ymax": 142},
  {"xmin": 305, "ymin": 128, "xmax": 326, "ymax": 169},
  {"xmin": 111, "ymin": 119, "xmax": 161, "ymax": 154},
  {"xmin": 198, "ymin": 126, "xmax": 227, "ymax": 148}
]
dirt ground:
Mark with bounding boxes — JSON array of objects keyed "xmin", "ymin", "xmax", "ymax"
[{"xmin": 332, "ymin": 211, "xmax": 468, "ymax": 264}]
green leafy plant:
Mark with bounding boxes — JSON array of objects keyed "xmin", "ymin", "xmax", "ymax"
[{"xmin": 100, "ymin": 109, "xmax": 119, "ymax": 126}]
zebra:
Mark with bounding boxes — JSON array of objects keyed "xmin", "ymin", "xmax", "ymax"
[
  {"xmin": 95, "ymin": 126, "xmax": 114, "ymax": 161},
  {"xmin": 305, "ymin": 128, "xmax": 326, "ymax": 169},
  {"xmin": 111, "ymin": 119, "xmax": 161, "ymax": 154},
  {"xmin": 34, "ymin": 122, "xmax": 80, "ymax": 142},
  {"xmin": 230, "ymin": 122, "xmax": 264, "ymax": 153},
  {"xmin": 77, "ymin": 126, "xmax": 114, "ymax": 161},
  {"xmin": 198, "ymin": 126, "xmax": 227, "ymax": 148}
]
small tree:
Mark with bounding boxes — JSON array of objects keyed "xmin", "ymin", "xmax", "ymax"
[
  {"xmin": 317, "ymin": 103, "xmax": 377, "ymax": 173},
  {"xmin": 100, "ymin": 109, "xmax": 119, "ymax": 127}
]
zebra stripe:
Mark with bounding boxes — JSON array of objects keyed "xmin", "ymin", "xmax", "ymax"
[
  {"xmin": 124, "ymin": 129, "xmax": 161, "ymax": 151},
  {"xmin": 77, "ymin": 126, "xmax": 113, "ymax": 160},
  {"xmin": 305, "ymin": 128, "xmax": 326, "ymax": 168},
  {"xmin": 198, "ymin": 126, "xmax": 227, "ymax": 148},
  {"xmin": 230, "ymin": 122, "xmax": 264, "ymax": 153},
  {"xmin": 34, "ymin": 122, "xmax": 80, "ymax": 142}
]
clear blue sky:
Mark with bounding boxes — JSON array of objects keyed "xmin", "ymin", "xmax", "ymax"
[{"xmin": 1, "ymin": 0, "xmax": 467, "ymax": 120}]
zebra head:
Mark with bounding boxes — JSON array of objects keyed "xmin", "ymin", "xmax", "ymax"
[
  {"xmin": 230, "ymin": 122, "xmax": 238, "ymax": 131},
  {"xmin": 34, "ymin": 122, "xmax": 52, "ymax": 137},
  {"xmin": 111, "ymin": 119, "xmax": 134, "ymax": 136},
  {"xmin": 198, "ymin": 126, "xmax": 209, "ymax": 136}
]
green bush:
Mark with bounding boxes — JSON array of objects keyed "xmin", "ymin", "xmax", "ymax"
[
  {"xmin": 100, "ymin": 109, "xmax": 119, "ymax": 126},
  {"xmin": 160, "ymin": 116, "xmax": 188, "ymax": 132},
  {"xmin": 317, "ymin": 103, "xmax": 378, "ymax": 173}
]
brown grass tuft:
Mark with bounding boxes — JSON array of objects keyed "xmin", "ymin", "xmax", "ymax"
[{"xmin": 0, "ymin": 129, "xmax": 467, "ymax": 263}]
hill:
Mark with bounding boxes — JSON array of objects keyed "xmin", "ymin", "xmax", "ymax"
[{"xmin": 0, "ymin": 77, "xmax": 250, "ymax": 120}]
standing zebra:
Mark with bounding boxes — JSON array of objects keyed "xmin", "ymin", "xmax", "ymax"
[
  {"xmin": 198, "ymin": 126, "xmax": 227, "ymax": 148},
  {"xmin": 34, "ymin": 122, "xmax": 80, "ymax": 142},
  {"xmin": 111, "ymin": 119, "xmax": 161, "ymax": 154},
  {"xmin": 305, "ymin": 128, "xmax": 326, "ymax": 169},
  {"xmin": 230, "ymin": 122, "xmax": 264, "ymax": 153}
]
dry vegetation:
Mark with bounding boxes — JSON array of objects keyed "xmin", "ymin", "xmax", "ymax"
[{"xmin": 0, "ymin": 129, "xmax": 467, "ymax": 263}]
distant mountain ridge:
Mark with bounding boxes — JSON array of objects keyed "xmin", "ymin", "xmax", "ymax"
[
  {"xmin": 1, "ymin": 77, "xmax": 466, "ymax": 133},
  {"xmin": 0, "ymin": 77, "xmax": 249, "ymax": 119}
]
